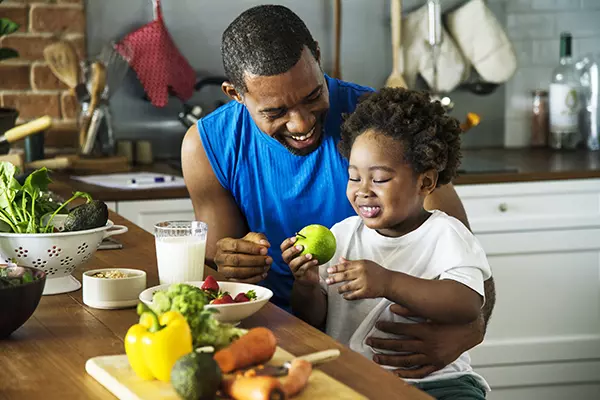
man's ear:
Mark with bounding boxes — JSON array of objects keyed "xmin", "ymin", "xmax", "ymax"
[
  {"xmin": 314, "ymin": 41, "xmax": 321, "ymax": 64},
  {"xmin": 419, "ymin": 169, "xmax": 438, "ymax": 196},
  {"xmin": 222, "ymin": 81, "xmax": 243, "ymax": 103}
]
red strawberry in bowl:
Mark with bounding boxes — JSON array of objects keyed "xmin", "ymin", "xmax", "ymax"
[
  {"xmin": 211, "ymin": 294, "xmax": 234, "ymax": 304},
  {"xmin": 201, "ymin": 276, "xmax": 219, "ymax": 292},
  {"xmin": 234, "ymin": 293, "xmax": 250, "ymax": 303}
]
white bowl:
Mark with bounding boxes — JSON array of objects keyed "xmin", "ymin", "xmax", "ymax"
[
  {"xmin": 83, "ymin": 268, "xmax": 147, "ymax": 310},
  {"xmin": 139, "ymin": 280, "xmax": 273, "ymax": 324},
  {"xmin": 0, "ymin": 215, "xmax": 128, "ymax": 295}
]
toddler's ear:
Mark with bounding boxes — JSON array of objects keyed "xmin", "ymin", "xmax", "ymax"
[{"xmin": 418, "ymin": 169, "xmax": 438, "ymax": 195}]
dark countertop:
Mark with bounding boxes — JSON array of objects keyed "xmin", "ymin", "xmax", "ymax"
[
  {"xmin": 47, "ymin": 148, "xmax": 600, "ymax": 202},
  {"xmin": 454, "ymin": 148, "xmax": 600, "ymax": 185}
]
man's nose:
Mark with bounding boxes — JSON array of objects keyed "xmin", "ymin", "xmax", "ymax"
[{"xmin": 286, "ymin": 108, "xmax": 315, "ymax": 134}]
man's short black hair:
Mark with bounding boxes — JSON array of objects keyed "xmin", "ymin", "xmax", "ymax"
[
  {"xmin": 339, "ymin": 88, "xmax": 462, "ymax": 187},
  {"xmin": 221, "ymin": 5, "xmax": 319, "ymax": 93}
]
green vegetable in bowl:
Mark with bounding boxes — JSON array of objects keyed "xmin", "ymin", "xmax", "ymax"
[
  {"xmin": 0, "ymin": 162, "xmax": 92, "ymax": 233},
  {"xmin": 151, "ymin": 283, "xmax": 246, "ymax": 349},
  {"xmin": 0, "ymin": 263, "xmax": 35, "ymax": 288}
]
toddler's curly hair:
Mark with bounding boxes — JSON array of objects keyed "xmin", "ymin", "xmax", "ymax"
[{"xmin": 339, "ymin": 88, "xmax": 462, "ymax": 186}]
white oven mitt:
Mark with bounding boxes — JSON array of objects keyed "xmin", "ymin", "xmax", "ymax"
[
  {"xmin": 446, "ymin": 0, "xmax": 517, "ymax": 84},
  {"xmin": 401, "ymin": 4, "xmax": 467, "ymax": 92}
]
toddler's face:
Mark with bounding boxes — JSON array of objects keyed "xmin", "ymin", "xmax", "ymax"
[{"xmin": 346, "ymin": 130, "xmax": 430, "ymax": 237}]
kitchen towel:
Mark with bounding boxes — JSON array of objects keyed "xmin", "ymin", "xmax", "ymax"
[
  {"xmin": 446, "ymin": 0, "xmax": 517, "ymax": 84},
  {"xmin": 401, "ymin": 4, "xmax": 467, "ymax": 92}
]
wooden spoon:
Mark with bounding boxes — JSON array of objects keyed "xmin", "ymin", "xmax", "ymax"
[
  {"xmin": 79, "ymin": 62, "xmax": 106, "ymax": 151},
  {"xmin": 43, "ymin": 41, "xmax": 79, "ymax": 90},
  {"xmin": 385, "ymin": 0, "xmax": 408, "ymax": 88}
]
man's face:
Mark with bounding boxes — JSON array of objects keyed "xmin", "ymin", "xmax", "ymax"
[{"xmin": 225, "ymin": 47, "xmax": 330, "ymax": 156}]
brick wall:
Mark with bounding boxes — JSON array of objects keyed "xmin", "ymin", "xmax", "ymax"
[
  {"xmin": 0, "ymin": 0, "xmax": 85, "ymax": 148},
  {"xmin": 503, "ymin": 0, "xmax": 600, "ymax": 147}
]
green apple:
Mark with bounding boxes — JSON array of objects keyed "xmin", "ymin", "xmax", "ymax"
[{"xmin": 295, "ymin": 224, "xmax": 337, "ymax": 265}]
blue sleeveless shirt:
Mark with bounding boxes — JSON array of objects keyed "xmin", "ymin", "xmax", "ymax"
[{"xmin": 198, "ymin": 75, "xmax": 374, "ymax": 311}]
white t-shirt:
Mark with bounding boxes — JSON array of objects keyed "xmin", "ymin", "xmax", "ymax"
[{"xmin": 319, "ymin": 210, "xmax": 492, "ymax": 389}]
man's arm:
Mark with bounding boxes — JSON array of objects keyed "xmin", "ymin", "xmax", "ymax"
[
  {"xmin": 424, "ymin": 183, "xmax": 496, "ymax": 327},
  {"xmin": 181, "ymin": 124, "xmax": 249, "ymax": 268}
]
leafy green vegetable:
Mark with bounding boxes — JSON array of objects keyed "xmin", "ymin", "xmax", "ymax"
[
  {"xmin": 0, "ymin": 162, "xmax": 92, "ymax": 233},
  {"xmin": 150, "ymin": 283, "xmax": 246, "ymax": 349},
  {"xmin": 0, "ymin": 264, "xmax": 36, "ymax": 288}
]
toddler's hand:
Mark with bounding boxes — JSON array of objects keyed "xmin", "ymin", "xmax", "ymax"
[
  {"xmin": 280, "ymin": 236, "xmax": 320, "ymax": 283},
  {"xmin": 326, "ymin": 257, "xmax": 390, "ymax": 300}
]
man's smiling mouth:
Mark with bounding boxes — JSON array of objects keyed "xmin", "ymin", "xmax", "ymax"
[{"xmin": 289, "ymin": 125, "xmax": 316, "ymax": 142}]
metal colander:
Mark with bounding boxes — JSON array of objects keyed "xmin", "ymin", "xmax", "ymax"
[{"xmin": 0, "ymin": 215, "xmax": 127, "ymax": 295}]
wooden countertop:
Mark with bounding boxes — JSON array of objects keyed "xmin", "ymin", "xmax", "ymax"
[
  {"xmin": 0, "ymin": 213, "xmax": 431, "ymax": 400},
  {"xmin": 47, "ymin": 148, "xmax": 600, "ymax": 202}
]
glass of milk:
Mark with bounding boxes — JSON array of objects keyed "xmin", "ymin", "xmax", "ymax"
[{"xmin": 154, "ymin": 221, "xmax": 208, "ymax": 285}]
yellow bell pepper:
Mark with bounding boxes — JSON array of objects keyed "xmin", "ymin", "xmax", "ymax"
[{"xmin": 125, "ymin": 303, "xmax": 193, "ymax": 382}]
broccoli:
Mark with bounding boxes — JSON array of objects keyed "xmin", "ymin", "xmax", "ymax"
[{"xmin": 149, "ymin": 283, "xmax": 246, "ymax": 349}]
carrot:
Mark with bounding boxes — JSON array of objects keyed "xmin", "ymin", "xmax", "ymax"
[
  {"xmin": 282, "ymin": 359, "xmax": 312, "ymax": 397},
  {"xmin": 214, "ymin": 327, "xmax": 277, "ymax": 373},
  {"xmin": 222, "ymin": 376, "xmax": 287, "ymax": 400}
]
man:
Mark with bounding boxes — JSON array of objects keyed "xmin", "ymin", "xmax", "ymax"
[{"xmin": 182, "ymin": 4, "xmax": 495, "ymax": 379}]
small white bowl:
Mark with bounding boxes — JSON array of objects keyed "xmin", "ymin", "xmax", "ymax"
[
  {"xmin": 139, "ymin": 280, "xmax": 273, "ymax": 324},
  {"xmin": 83, "ymin": 268, "xmax": 147, "ymax": 310}
]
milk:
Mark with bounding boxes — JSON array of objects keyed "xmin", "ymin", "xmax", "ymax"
[{"xmin": 155, "ymin": 236, "xmax": 206, "ymax": 284}]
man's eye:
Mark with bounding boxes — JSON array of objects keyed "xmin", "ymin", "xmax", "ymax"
[
  {"xmin": 306, "ymin": 91, "xmax": 322, "ymax": 103},
  {"xmin": 265, "ymin": 111, "xmax": 285, "ymax": 120}
]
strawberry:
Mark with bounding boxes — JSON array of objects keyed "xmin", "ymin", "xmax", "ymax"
[
  {"xmin": 201, "ymin": 276, "xmax": 219, "ymax": 292},
  {"xmin": 234, "ymin": 293, "xmax": 250, "ymax": 303},
  {"xmin": 211, "ymin": 294, "xmax": 234, "ymax": 304}
]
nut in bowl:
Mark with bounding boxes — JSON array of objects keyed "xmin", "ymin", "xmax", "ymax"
[
  {"xmin": 139, "ymin": 278, "xmax": 273, "ymax": 324},
  {"xmin": 83, "ymin": 268, "xmax": 147, "ymax": 310}
]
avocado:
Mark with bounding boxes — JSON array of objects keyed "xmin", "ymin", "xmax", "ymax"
[
  {"xmin": 171, "ymin": 352, "xmax": 221, "ymax": 400},
  {"xmin": 63, "ymin": 200, "xmax": 109, "ymax": 232}
]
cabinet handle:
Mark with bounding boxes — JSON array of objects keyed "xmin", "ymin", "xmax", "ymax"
[{"xmin": 498, "ymin": 203, "xmax": 508, "ymax": 212}]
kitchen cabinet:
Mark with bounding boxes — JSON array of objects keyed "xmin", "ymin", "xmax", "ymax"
[
  {"xmin": 113, "ymin": 199, "xmax": 195, "ymax": 233},
  {"xmin": 455, "ymin": 179, "xmax": 600, "ymax": 400}
]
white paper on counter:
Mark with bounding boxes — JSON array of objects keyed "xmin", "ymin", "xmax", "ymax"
[{"xmin": 71, "ymin": 172, "xmax": 186, "ymax": 190}]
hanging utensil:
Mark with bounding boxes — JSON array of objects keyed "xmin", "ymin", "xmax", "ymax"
[
  {"xmin": 43, "ymin": 41, "xmax": 79, "ymax": 90},
  {"xmin": 385, "ymin": 0, "xmax": 408, "ymax": 88},
  {"xmin": 426, "ymin": 0, "xmax": 454, "ymax": 112},
  {"xmin": 332, "ymin": 0, "xmax": 342, "ymax": 79}
]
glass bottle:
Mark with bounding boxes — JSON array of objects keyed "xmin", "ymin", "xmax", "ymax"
[{"xmin": 549, "ymin": 32, "xmax": 582, "ymax": 150}]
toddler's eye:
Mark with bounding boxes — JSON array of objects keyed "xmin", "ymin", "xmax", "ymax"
[{"xmin": 373, "ymin": 179, "xmax": 391, "ymax": 184}]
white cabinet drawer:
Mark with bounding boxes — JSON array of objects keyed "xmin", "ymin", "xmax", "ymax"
[{"xmin": 455, "ymin": 179, "xmax": 600, "ymax": 232}]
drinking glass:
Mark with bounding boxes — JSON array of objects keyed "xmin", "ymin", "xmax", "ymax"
[{"xmin": 154, "ymin": 221, "xmax": 208, "ymax": 285}]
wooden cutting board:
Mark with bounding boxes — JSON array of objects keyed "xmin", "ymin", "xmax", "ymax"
[{"xmin": 86, "ymin": 347, "xmax": 367, "ymax": 400}]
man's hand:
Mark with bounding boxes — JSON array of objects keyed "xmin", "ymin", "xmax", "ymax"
[
  {"xmin": 366, "ymin": 304, "xmax": 485, "ymax": 379},
  {"xmin": 214, "ymin": 232, "xmax": 273, "ymax": 284},
  {"xmin": 326, "ymin": 257, "xmax": 390, "ymax": 300},
  {"xmin": 281, "ymin": 236, "xmax": 320, "ymax": 283}
]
